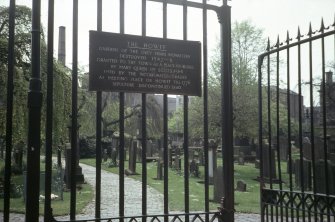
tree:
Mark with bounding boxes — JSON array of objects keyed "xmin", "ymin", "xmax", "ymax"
[
  {"xmin": 0, "ymin": 5, "xmax": 71, "ymax": 149},
  {"xmin": 184, "ymin": 20, "xmax": 266, "ymax": 141}
]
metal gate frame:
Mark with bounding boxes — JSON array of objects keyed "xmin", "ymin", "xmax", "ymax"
[
  {"xmin": 3, "ymin": 0, "xmax": 234, "ymax": 221},
  {"xmin": 258, "ymin": 19, "xmax": 335, "ymax": 221}
]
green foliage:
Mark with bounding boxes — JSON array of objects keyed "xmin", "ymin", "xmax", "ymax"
[
  {"xmin": 184, "ymin": 20, "xmax": 265, "ymax": 140},
  {"xmin": 0, "ymin": 5, "xmax": 71, "ymax": 150}
]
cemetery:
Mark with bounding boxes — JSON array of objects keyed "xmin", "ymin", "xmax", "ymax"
[{"xmin": 1, "ymin": 0, "xmax": 335, "ymax": 221}]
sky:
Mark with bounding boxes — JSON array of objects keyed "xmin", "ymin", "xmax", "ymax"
[{"xmin": 1, "ymin": 0, "xmax": 334, "ymax": 69}]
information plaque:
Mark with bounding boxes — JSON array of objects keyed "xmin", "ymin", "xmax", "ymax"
[{"xmin": 89, "ymin": 31, "xmax": 201, "ymax": 96}]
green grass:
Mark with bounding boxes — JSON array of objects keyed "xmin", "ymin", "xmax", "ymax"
[
  {"xmin": 81, "ymin": 158, "xmax": 263, "ymax": 213},
  {"xmin": 0, "ymin": 158, "xmax": 94, "ymax": 216}
]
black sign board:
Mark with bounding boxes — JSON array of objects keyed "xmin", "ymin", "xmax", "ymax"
[{"xmin": 89, "ymin": 31, "xmax": 201, "ymax": 96}]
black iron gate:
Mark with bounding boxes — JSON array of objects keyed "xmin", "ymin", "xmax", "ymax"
[
  {"xmin": 258, "ymin": 19, "xmax": 335, "ymax": 221},
  {"xmin": 2, "ymin": 0, "xmax": 234, "ymax": 221}
]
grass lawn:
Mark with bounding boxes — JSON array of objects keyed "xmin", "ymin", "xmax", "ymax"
[
  {"xmin": 0, "ymin": 158, "xmax": 94, "ymax": 216},
  {"xmin": 81, "ymin": 158, "xmax": 265, "ymax": 213}
]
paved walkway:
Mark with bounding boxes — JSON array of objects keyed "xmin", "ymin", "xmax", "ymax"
[{"xmin": 1, "ymin": 163, "xmax": 260, "ymax": 221}]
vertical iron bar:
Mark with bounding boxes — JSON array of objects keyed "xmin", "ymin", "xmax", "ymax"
[
  {"xmin": 266, "ymin": 44, "xmax": 273, "ymax": 222},
  {"xmin": 218, "ymin": 2, "xmax": 234, "ymax": 221},
  {"xmin": 202, "ymin": 1, "xmax": 209, "ymax": 221},
  {"xmin": 286, "ymin": 32, "xmax": 294, "ymax": 222},
  {"xmin": 307, "ymin": 24, "xmax": 317, "ymax": 222},
  {"xmin": 297, "ymin": 29, "xmax": 306, "ymax": 222},
  {"xmin": 162, "ymin": 1, "xmax": 169, "ymax": 222},
  {"xmin": 26, "ymin": 0, "xmax": 42, "ymax": 220},
  {"xmin": 70, "ymin": 0, "xmax": 79, "ymax": 219},
  {"xmin": 275, "ymin": 38, "xmax": 283, "ymax": 222},
  {"xmin": 258, "ymin": 55, "xmax": 265, "ymax": 222},
  {"xmin": 95, "ymin": 0, "xmax": 102, "ymax": 220},
  {"xmin": 4, "ymin": 1, "xmax": 15, "ymax": 221},
  {"xmin": 320, "ymin": 21, "xmax": 331, "ymax": 222},
  {"xmin": 44, "ymin": 0, "xmax": 55, "ymax": 220},
  {"xmin": 141, "ymin": 1, "xmax": 147, "ymax": 220},
  {"xmin": 119, "ymin": 1, "xmax": 125, "ymax": 220},
  {"xmin": 182, "ymin": 1, "xmax": 189, "ymax": 221}
]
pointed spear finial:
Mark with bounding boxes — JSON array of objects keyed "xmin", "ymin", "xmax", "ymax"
[
  {"xmin": 297, "ymin": 26, "xmax": 301, "ymax": 40},
  {"xmin": 276, "ymin": 35, "xmax": 280, "ymax": 47},
  {"xmin": 308, "ymin": 22, "xmax": 313, "ymax": 36},
  {"xmin": 266, "ymin": 37, "xmax": 270, "ymax": 51},
  {"xmin": 320, "ymin": 18, "xmax": 325, "ymax": 32},
  {"xmin": 286, "ymin": 31, "xmax": 290, "ymax": 44}
]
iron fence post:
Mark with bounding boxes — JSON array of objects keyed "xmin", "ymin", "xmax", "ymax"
[
  {"xmin": 217, "ymin": 1, "xmax": 234, "ymax": 221},
  {"xmin": 25, "ymin": 0, "xmax": 42, "ymax": 221}
]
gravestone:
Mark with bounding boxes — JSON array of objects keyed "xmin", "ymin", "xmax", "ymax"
[
  {"xmin": 238, "ymin": 152, "xmax": 245, "ymax": 165},
  {"xmin": 110, "ymin": 148, "xmax": 118, "ymax": 167},
  {"xmin": 147, "ymin": 140, "xmax": 153, "ymax": 157},
  {"xmin": 314, "ymin": 138, "xmax": 324, "ymax": 161},
  {"xmin": 189, "ymin": 149, "xmax": 195, "ymax": 161},
  {"xmin": 64, "ymin": 143, "xmax": 71, "ymax": 189},
  {"xmin": 174, "ymin": 155, "xmax": 181, "ymax": 172},
  {"xmin": 14, "ymin": 141, "xmax": 24, "ymax": 169},
  {"xmin": 262, "ymin": 142, "xmax": 277, "ymax": 179},
  {"xmin": 189, "ymin": 159, "xmax": 200, "ymax": 177},
  {"xmin": 208, "ymin": 139, "xmax": 218, "ymax": 184},
  {"xmin": 302, "ymin": 137, "xmax": 312, "ymax": 161},
  {"xmin": 168, "ymin": 146, "xmax": 172, "ymax": 167},
  {"xmin": 57, "ymin": 145, "xmax": 62, "ymax": 168},
  {"xmin": 279, "ymin": 136, "xmax": 288, "ymax": 161},
  {"xmin": 294, "ymin": 159, "xmax": 312, "ymax": 191},
  {"xmin": 198, "ymin": 148, "xmax": 204, "ymax": 166},
  {"xmin": 103, "ymin": 149, "xmax": 108, "ymax": 162},
  {"xmin": 136, "ymin": 145, "xmax": 142, "ymax": 163},
  {"xmin": 255, "ymin": 159, "xmax": 260, "ymax": 169},
  {"xmin": 315, "ymin": 160, "xmax": 335, "ymax": 195},
  {"xmin": 213, "ymin": 166, "xmax": 224, "ymax": 202},
  {"xmin": 127, "ymin": 140, "xmax": 137, "ymax": 175},
  {"xmin": 156, "ymin": 159, "xmax": 163, "ymax": 180},
  {"xmin": 236, "ymin": 180, "xmax": 247, "ymax": 192}
]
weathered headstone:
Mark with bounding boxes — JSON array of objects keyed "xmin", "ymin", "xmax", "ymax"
[
  {"xmin": 110, "ymin": 148, "xmax": 118, "ymax": 167},
  {"xmin": 189, "ymin": 159, "xmax": 200, "ymax": 177},
  {"xmin": 238, "ymin": 152, "xmax": 245, "ymax": 165},
  {"xmin": 103, "ymin": 149, "xmax": 108, "ymax": 162},
  {"xmin": 136, "ymin": 145, "xmax": 142, "ymax": 163},
  {"xmin": 174, "ymin": 155, "xmax": 181, "ymax": 172},
  {"xmin": 198, "ymin": 148, "xmax": 204, "ymax": 166},
  {"xmin": 147, "ymin": 140, "xmax": 153, "ymax": 157},
  {"xmin": 255, "ymin": 159, "xmax": 260, "ymax": 169},
  {"xmin": 262, "ymin": 142, "xmax": 277, "ymax": 179},
  {"xmin": 213, "ymin": 166, "xmax": 224, "ymax": 202},
  {"xmin": 279, "ymin": 136, "xmax": 288, "ymax": 161},
  {"xmin": 236, "ymin": 180, "xmax": 247, "ymax": 192},
  {"xmin": 168, "ymin": 146, "xmax": 172, "ymax": 167},
  {"xmin": 14, "ymin": 141, "xmax": 24, "ymax": 169},
  {"xmin": 315, "ymin": 160, "xmax": 335, "ymax": 195},
  {"xmin": 302, "ymin": 137, "xmax": 312, "ymax": 161},
  {"xmin": 156, "ymin": 159, "xmax": 163, "ymax": 180},
  {"xmin": 294, "ymin": 159, "xmax": 312, "ymax": 191},
  {"xmin": 127, "ymin": 140, "xmax": 137, "ymax": 174},
  {"xmin": 57, "ymin": 145, "xmax": 62, "ymax": 168},
  {"xmin": 64, "ymin": 143, "xmax": 71, "ymax": 189},
  {"xmin": 209, "ymin": 139, "xmax": 218, "ymax": 185}
]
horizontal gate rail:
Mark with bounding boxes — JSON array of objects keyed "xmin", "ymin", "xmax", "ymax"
[{"xmin": 53, "ymin": 212, "xmax": 220, "ymax": 222}]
